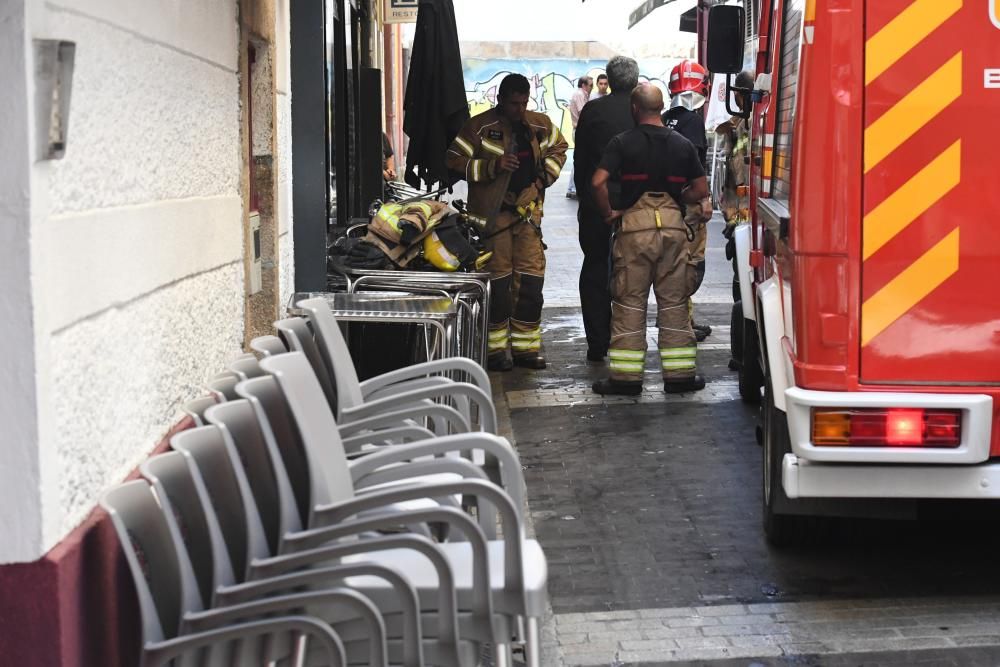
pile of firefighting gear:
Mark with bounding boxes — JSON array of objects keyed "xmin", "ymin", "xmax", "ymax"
[{"xmin": 329, "ymin": 198, "xmax": 493, "ymax": 273}]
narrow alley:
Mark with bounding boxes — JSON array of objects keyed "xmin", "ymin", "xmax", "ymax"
[{"xmin": 490, "ymin": 171, "xmax": 1000, "ymax": 666}]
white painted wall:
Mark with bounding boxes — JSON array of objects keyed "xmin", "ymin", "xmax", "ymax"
[
  {"xmin": 276, "ymin": 0, "xmax": 295, "ymax": 311},
  {"xmin": 0, "ymin": 0, "xmax": 294, "ymax": 563},
  {"xmin": 0, "ymin": 0, "xmax": 48, "ymax": 564}
]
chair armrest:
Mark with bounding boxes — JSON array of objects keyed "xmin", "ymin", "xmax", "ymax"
[
  {"xmin": 183, "ymin": 589, "xmax": 384, "ymax": 667},
  {"xmin": 145, "ymin": 616, "xmax": 345, "ymax": 667},
  {"xmin": 364, "ymin": 377, "xmax": 472, "ymax": 424},
  {"xmin": 341, "ymin": 425, "xmax": 435, "ymax": 450},
  {"xmin": 362, "ymin": 375, "xmax": 454, "ymax": 401},
  {"xmin": 353, "ymin": 457, "xmax": 488, "ymax": 490},
  {"xmin": 338, "ymin": 405, "xmax": 470, "ymax": 442},
  {"xmin": 348, "ymin": 433, "xmax": 524, "ymax": 514},
  {"xmin": 343, "ymin": 383, "xmax": 497, "ymax": 433},
  {"xmin": 216, "ymin": 565, "xmax": 421, "ymax": 667},
  {"xmin": 260, "ymin": 530, "xmax": 467, "ymax": 647},
  {"xmin": 359, "ymin": 357, "xmax": 490, "ymax": 396},
  {"xmin": 312, "ymin": 480, "xmax": 524, "ymax": 600}
]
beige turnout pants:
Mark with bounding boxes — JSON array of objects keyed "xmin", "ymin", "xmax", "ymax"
[
  {"xmin": 485, "ymin": 209, "xmax": 546, "ymax": 359},
  {"xmin": 609, "ymin": 193, "xmax": 697, "ymax": 382}
]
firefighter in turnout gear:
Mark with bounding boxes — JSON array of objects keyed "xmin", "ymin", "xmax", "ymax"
[
  {"xmin": 591, "ymin": 84, "xmax": 712, "ymax": 396},
  {"xmin": 446, "ymin": 73, "xmax": 568, "ymax": 371},
  {"xmin": 664, "ymin": 59, "xmax": 713, "ymax": 343},
  {"xmin": 717, "ymin": 70, "xmax": 755, "ymax": 237}
]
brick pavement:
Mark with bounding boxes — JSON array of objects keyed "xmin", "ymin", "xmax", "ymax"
[{"xmin": 492, "ymin": 173, "xmax": 1000, "ymax": 666}]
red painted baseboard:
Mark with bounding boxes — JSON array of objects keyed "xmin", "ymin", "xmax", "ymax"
[{"xmin": 0, "ymin": 416, "xmax": 193, "ymax": 666}]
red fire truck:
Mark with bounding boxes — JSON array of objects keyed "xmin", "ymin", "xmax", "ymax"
[{"xmin": 705, "ymin": 0, "xmax": 1000, "ymax": 544}]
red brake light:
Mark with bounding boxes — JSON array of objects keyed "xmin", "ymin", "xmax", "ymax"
[
  {"xmin": 885, "ymin": 409, "xmax": 923, "ymax": 446},
  {"xmin": 812, "ymin": 408, "xmax": 962, "ymax": 448}
]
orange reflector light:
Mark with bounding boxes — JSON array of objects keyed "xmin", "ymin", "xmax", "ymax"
[
  {"xmin": 812, "ymin": 411, "xmax": 850, "ymax": 445},
  {"xmin": 811, "ymin": 408, "xmax": 961, "ymax": 448}
]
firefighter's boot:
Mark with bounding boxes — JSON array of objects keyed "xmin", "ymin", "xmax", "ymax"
[
  {"xmin": 592, "ymin": 378, "xmax": 643, "ymax": 396},
  {"xmin": 664, "ymin": 375, "xmax": 706, "ymax": 393},
  {"xmin": 487, "ymin": 352, "xmax": 513, "ymax": 372},
  {"xmin": 513, "ymin": 352, "xmax": 546, "ymax": 370}
]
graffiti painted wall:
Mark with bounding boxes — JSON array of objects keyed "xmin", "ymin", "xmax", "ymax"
[{"xmin": 463, "ymin": 58, "xmax": 686, "ymax": 147}]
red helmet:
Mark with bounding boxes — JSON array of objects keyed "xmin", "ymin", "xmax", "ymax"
[{"xmin": 669, "ymin": 60, "xmax": 709, "ymax": 97}]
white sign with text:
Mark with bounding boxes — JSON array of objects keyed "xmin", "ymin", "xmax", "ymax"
[{"xmin": 385, "ymin": 0, "xmax": 418, "ymax": 24}]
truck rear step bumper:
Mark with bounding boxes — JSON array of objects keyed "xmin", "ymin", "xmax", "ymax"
[
  {"xmin": 785, "ymin": 387, "xmax": 994, "ymax": 465},
  {"xmin": 783, "ymin": 455, "xmax": 1000, "ymax": 500}
]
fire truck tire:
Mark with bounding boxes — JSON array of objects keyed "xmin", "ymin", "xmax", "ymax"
[
  {"xmin": 730, "ymin": 302, "xmax": 744, "ymax": 362},
  {"xmin": 739, "ymin": 317, "xmax": 764, "ymax": 404},
  {"xmin": 762, "ymin": 372, "xmax": 809, "ymax": 546}
]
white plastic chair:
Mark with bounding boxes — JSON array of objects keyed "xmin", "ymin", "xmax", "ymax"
[
  {"xmin": 101, "ymin": 480, "xmax": 356, "ymax": 667},
  {"xmin": 259, "ymin": 352, "xmax": 547, "ymax": 667}
]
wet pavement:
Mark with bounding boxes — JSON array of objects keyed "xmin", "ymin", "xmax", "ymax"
[{"xmin": 487, "ymin": 170, "xmax": 1000, "ymax": 666}]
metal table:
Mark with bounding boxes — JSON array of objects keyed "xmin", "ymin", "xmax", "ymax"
[
  {"xmin": 327, "ymin": 263, "xmax": 491, "ymax": 364},
  {"xmin": 288, "ymin": 291, "xmax": 461, "ymax": 361}
]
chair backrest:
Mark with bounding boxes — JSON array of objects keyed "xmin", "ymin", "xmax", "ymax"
[
  {"xmin": 206, "ymin": 374, "xmax": 239, "ymax": 402},
  {"xmin": 141, "ymin": 451, "xmax": 237, "ymax": 604},
  {"xmin": 203, "ymin": 398, "xmax": 303, "ymax": 553},
  {"xmin": 170, "ymin": 426, "xmax": 269, "ymax": 581},
  {"xmin": 181, "ymin": 396, "xmax": 217, "ymax": 426},
  {"xmin": 273, "ymin": 317, "xmax": 339, "ymax": 412},
  {"xmin": 235, "ymin": 376, "xmax": 317, "ymax": 527},
  {"xmin": 101, "ymin": 480, "xmax": 203, "ymax": 644},
  {"xmin": 297, "ymin": 298, "xmax": 365, "ymax": 412},
  {"xmin": 249, "ymin": 334, "xmax": 287, "ymax": 358},
  {"xmin": 228, "ymin": 356, "xmax": 265, "ymax": 381},
  {"xmin": 258, "ymin": 352, "xmax": 356, "ymax": 513}
]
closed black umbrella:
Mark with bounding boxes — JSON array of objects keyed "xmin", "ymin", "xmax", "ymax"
[{"xmin": 403, "ymin": 0, "xmax": 469, "ymax": 190}]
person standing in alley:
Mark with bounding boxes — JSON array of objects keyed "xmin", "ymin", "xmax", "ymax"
[
  {"xmin": 590, "ymin": 73, "xmax": 610, "ymax": 100},
  {"xmin": 591, "ymin": 83, "xmax": 712, "ymax": 396},
  {"xmin": 446, "ymin": 73, "xmax": 568, "ymax": 371},
  {"xmin": 663, "ymin": 59, "xmax": 714, "ymax": 342},
  {"xmin": 573, "ymin": 56, "xmax": 639, "ymax": 363},
  {"xmin": 566, "ymin": 76, "xmax": 593, "ymax": 200}
]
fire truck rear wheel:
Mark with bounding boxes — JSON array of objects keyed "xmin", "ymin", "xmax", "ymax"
[
  {"xmin": 739, "ymin": 317, "xmax": 764, "ymax": 404},
  {"xmin": 730, "ymin": 302, "xmax": 744, "ymax": 362},
  {"xmin": 762, "ymin": 373, "xmax": 808, "ymax": 546}
]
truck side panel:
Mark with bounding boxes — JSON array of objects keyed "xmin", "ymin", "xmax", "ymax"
[{"xmin": 861, "ymin": 1, "xmax": 1000, "ymax": 386}]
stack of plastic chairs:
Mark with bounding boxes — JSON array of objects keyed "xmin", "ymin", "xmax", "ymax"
[{"xmin": 103, "ymin": 298, "xmax": 547, "ymax": 667}]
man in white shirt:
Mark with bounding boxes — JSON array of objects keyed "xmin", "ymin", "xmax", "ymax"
[{"xmin": 567, "ymin": 76, "xmax": 593, "ymax": 199}]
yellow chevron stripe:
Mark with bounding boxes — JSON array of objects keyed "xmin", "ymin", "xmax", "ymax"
[
  {"xmin": 864, "ymin": 52, "xmax": 961, "ymax": 173},
  {"xmin": 762, "ymin": 148, "xmax": 774, "ymax": 179},
  {"xmin": 861, "ymin": 228, "xmax": 959, "ymax": 346},
  {"xmin": 865, "ymin": 0, "xmax": 962, "ymax": 85},
  {"xmin": 863, "ymin": 140, "xmax": 961, "ymax": 260}
]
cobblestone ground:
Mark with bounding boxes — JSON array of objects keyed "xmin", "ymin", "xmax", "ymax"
[{"xmin": 489, "ymin": 168, "xmax": 1000, "ymax": 666}]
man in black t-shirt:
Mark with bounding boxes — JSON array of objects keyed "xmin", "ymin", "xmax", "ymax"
[{"xmin": 591, "ymin": 84, "xmax": 712, "ymax": 396}]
